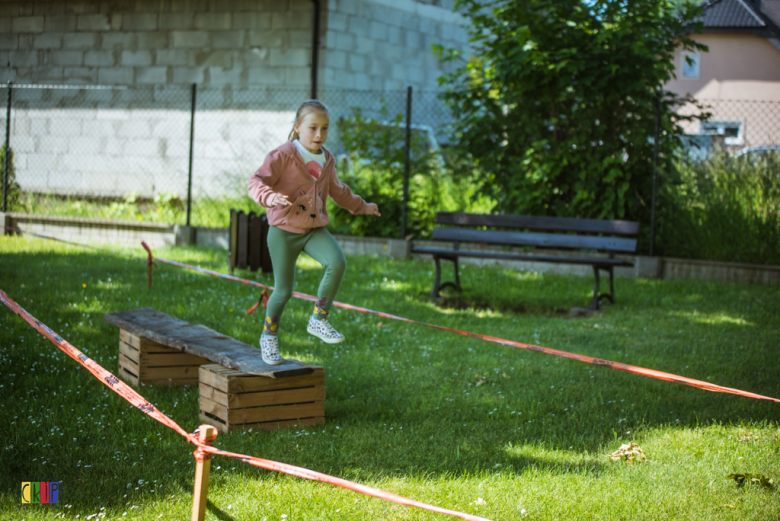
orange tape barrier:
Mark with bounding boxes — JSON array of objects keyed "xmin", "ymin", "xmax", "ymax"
[
  {"xmin": 0, "ymin": 289, "xmax": 491, "ymax": 521},
  {"xmin": 144, "ymin": 246, "xmax": 780, "ymax": 404},
  {"xmin": 5, "ymin": 227, "xmax": 778, "ymax": 403}
]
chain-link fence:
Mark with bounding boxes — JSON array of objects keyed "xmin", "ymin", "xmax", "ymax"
[
  {"xmin": 0, "ymin": 83, "xmax": 454, "ymax": 229},
  {"xmin": 675, "ymin": 98, "xmax": 780, "ymax": 160}
]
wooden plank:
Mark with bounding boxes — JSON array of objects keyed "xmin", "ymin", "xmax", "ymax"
[
  {"xmin": 140, "ymin": 365, "xmax": 200, "ymax": 380},
  {"xmin": 140, "ymin": 342, "xmax": 181, "ymax": 354},
  {"xmin": 237, "ymin": 210, "xmax": 249, "ymax": 270},
  {"xmin": 234, "ymin": 416, "xmax": 325, "ymax": 433},
  {"xmin": 142, "ymin": 352, "xmax": 211, "ymax": 367},
  {"xmin": 229, "ymin": 385, "xmax": 325, "ymax": 409},
  {"xmin": 120, "ymin": 329, "xmax": 180, "ymax": 353},
  {"xmin": 199, "ymin": 384, "xmax": 229, "ymax": 407},
  {"xmin": 228, "ymin": 401, "xmax": 325, "ymax": 424},
  {"xmin": 104, "ymin": 308, "xmax": 317, "ymax": 377},
  {"xmin": 200, "ymin": 396, "xmax": 229, "ymax": 422},
  {"xmin": 228, "ymin": 369, "xmax": 325, "ymax": 394},
  {"xmin": 118, "ymin": 366, "xmax": 139, "ymax": 386},
  {"xmin": 119, "ymin": 340, "xmax": 140, "ymax": 364},
  {"xmin": 199, "ymin": 365, "xmax": 324, "ymax": 394},
  {"xmin": 143, "ymin": 378, "xmax": 199, "ymax": 386},
  {"xmin": 411, "ymin": 247, "xmax": 634, "ymax": 267},
  {"xmin": 119, "ymin": 352, "xmax": 139, "ymax": 371},
  {"xmin": 200, "ymin": 412, "xmax": 229, "ymax": 434},
  {"xmin": 431, "ymin": 227, "xmax": 638, "ymax": 253},
  {"xmin": 199, "ymin": 413, "xmax": 325, "ymax": 433},
  {"xmin": 199, "ymin": 365, "xmax": 230, "ymax": 393},
  {"xmin": 119, "ymin": 329, "xmax": 141, "ymax": 349},
  {"xmin": 436, "ymin": 212, "xmax": 640, "ymax": 236}
]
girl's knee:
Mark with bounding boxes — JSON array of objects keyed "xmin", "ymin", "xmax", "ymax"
[
  {"xmin": 328, "ymin": 255, "xmax": 346, "ymax": 275},
  {"xmin": 270, "ymin": 288, "xmax": 293, "ymax": 304}
]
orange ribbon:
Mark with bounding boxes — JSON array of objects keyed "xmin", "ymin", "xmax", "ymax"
[
  {"xmin": 0, "ymin": 289, "xmax": 492, "ymax": 521},
  {"xmin": 245, "ymin": 289, "xmax": 269, "ymax": 315},
  {"xmin": 149, "ymin": 252, "xmax": 780, "ymax": 404}
]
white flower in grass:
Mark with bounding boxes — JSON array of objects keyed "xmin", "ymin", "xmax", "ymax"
[{"xmin": 474, "ymin": 497, "xmax": 486, "ymax": 505}]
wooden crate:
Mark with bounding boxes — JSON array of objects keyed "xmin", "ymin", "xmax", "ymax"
[
  {"xmin": 199, "ymin": 364, "xmax": 325, "ymax": 433},
  {"xmin": 117, "ymin": 329, "xmax": 211, "ymax": 386}
]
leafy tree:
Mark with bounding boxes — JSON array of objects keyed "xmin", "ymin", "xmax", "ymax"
[
  {"xmin": 435, "ymin": 0, "xmax": 707, "ymax": 227},
  {"xmin": 331, "ymin": 105, "xmax": 493, "ymax": 239}
]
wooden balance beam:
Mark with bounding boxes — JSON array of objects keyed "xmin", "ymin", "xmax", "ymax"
[{"xmin": 104, "ymin": 308, "xmax": 325, "ymax": 432}]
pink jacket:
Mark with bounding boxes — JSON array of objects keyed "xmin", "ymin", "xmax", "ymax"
[{"xmin": 248, "ymin": 140, "xmax": 370, "ymax": 234}]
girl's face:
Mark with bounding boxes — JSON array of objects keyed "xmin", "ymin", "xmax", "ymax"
[{"xmin": 295, "ymin": 111, "xmax": 329, "ymax": 153}]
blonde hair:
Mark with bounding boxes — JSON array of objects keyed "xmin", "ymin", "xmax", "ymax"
[{"xmin": 288, "ymin": 100, "xmax": 330, "ymax": 141}]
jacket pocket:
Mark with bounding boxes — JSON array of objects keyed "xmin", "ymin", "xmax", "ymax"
[{"xmin": 282, "ymin": 194, "xmax": 320, "ymax": 228}]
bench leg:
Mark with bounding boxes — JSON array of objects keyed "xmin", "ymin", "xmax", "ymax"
[
  {"xmin": 432, "ymin": 256, "xmax": 443, "ymax": 297},
  {"xmin": 590, "ymin": 266, "xmax": 616, "ymax": 310},
  {"xmin": 431, "ymin": 256, "xmax": 462, "ymax": 298},
  {"xmin": 589, "ymin": 266, "xmax": 601, "ymax": 310},
  {"xmin": 453, "ymin": 257, "xmax": 462, "ymax": 291}
]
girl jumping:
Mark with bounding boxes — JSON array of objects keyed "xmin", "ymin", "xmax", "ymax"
[{"xmin": 248, "ymin": 100, "xmax": 381, "ymax": 366}]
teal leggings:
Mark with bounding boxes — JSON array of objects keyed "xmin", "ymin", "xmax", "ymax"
[{"xmin": 265, "ymin": 226, "xmax": 346, "ymax": 327}]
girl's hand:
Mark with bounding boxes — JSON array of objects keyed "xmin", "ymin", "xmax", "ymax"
[
  {"xmin": 269, "ymin": 193, "xmax": 291, "ymax": 207},
  {"xmin": 367, "ymin": 203, "xmax": 381, "ymax": 216}
]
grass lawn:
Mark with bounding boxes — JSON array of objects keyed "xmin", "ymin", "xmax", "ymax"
[{"xmin": 1, "ymin": 235, "xmax": 779, "ymax": 520}]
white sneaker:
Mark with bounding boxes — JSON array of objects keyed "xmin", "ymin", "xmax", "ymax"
[
  {"xmin": 307, "ymin": 316, "xmax": 345, "ymax": 344},
  {"xmin": 260, "ymin": 335, "xmax": 283, "ymax": 365}
]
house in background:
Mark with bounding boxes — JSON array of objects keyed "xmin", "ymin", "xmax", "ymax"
[{"xmin": 666, "ymin": 0, "xmax": 780, "ymax": 150}]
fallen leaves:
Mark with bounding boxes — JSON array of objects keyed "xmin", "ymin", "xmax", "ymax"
[
  {"xmin": 607, "ymin": 442, "xmax": 646, "ymax": 465},
  {"xmin": 474, "ymin": 375, "xmax": 487, "ymax": 387}
]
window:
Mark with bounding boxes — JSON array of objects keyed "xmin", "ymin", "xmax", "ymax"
[
  {"xmin": 700, "ymin": 121, "xmax": 744, "ymax": 146},
  {"xmin": 681, "ymin": 51, "xmax": 700, "ymax": 78}
]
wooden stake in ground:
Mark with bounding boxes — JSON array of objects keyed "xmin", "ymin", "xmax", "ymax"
[{"xmin": 191, "ymin": 424, "xmax": 218, "ymax": 521}]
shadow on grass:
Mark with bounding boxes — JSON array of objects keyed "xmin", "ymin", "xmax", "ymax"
[{"xmin": 2, "ymin": 244, "xmax": 779, "ymax": 514}]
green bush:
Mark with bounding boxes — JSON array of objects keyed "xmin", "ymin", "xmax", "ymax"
[
  {"xmin": 657, "ymin": 149, "xmax": 780, "ymax": 265},
  {"xmin": 328, "ymin": 105, "xmax": 495, "ymax": 239},
  {"xmin": 0, "ymin": 144, "xmax": 21, "ymax": 210}
]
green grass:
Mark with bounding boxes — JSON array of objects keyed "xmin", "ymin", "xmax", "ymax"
[
  {"xmin": 10, "ymin": 193, "xmax": 259, "ymax": 229},
  {"xmin": 1, "ymin": 235, "xmax": 779, "ymax": 520}
]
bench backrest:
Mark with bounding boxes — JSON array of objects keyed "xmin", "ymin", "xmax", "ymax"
[
  {"xmin": 436, "ymin": 212, "xmax": 639, "ymax": 235},
  {"xmin": 432, "ymin": 212, "xmax": 639, "ymax": 253}
]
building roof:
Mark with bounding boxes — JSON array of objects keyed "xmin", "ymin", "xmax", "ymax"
[
  {"xmin": 701, "ymin": 0, "xmax": 766, "ymax": 28},
  {"xmin": 698, "ymin": 0, "xmax": 780, "ymax": 46}
]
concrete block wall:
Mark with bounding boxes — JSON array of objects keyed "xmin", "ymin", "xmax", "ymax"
[
  {"xmin": 0, "ymin": 0, "xmax": 313, "ymax": 88},
  {"xmin": 322, "ymin": 0, "xmax": 469, "ymax": 91},
  {"xmin": 1, "ymin": 0, "xmax": 472, "ymax": 199},
  {"xmin": 9, "ymin": 85, "xmax": 193, "ymax": 197}
]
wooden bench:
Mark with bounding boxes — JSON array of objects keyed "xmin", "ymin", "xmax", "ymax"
[
  {"xmin": 412, "ymin": 212, "xmax": 640, "ymax": 310},
  {"xmin": 105, "ymin": 308, "xmax": 324, "ymax": 432}
]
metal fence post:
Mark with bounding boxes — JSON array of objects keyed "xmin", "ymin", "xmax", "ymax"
[
  {"xmin": 186, "ymin": 83, "xmax": 197, "ymax": 227},
  {"xmin": 650, "ymin": 91, "xmax": 660, "ymax": 257},
  {"xmin": 401, "ymin": 85, "xmax": 412, "ymax": 239},
  {"xmin": 2, "ymin": 81, "xmax": 11, "ymax": 213}
]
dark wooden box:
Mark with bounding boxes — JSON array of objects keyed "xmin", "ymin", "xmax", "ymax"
[
  {"xmin": 199, "ymin": 363, "xmax": 325, "ymax": 433},
  {"xmin": 117, "ymin": 329, "xmax": 211, "ymax": 386}
]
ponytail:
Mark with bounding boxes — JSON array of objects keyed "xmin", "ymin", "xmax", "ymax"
[{"xmin": 289, "ymin": 100, "xmax": 330, "ymax": 141}]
